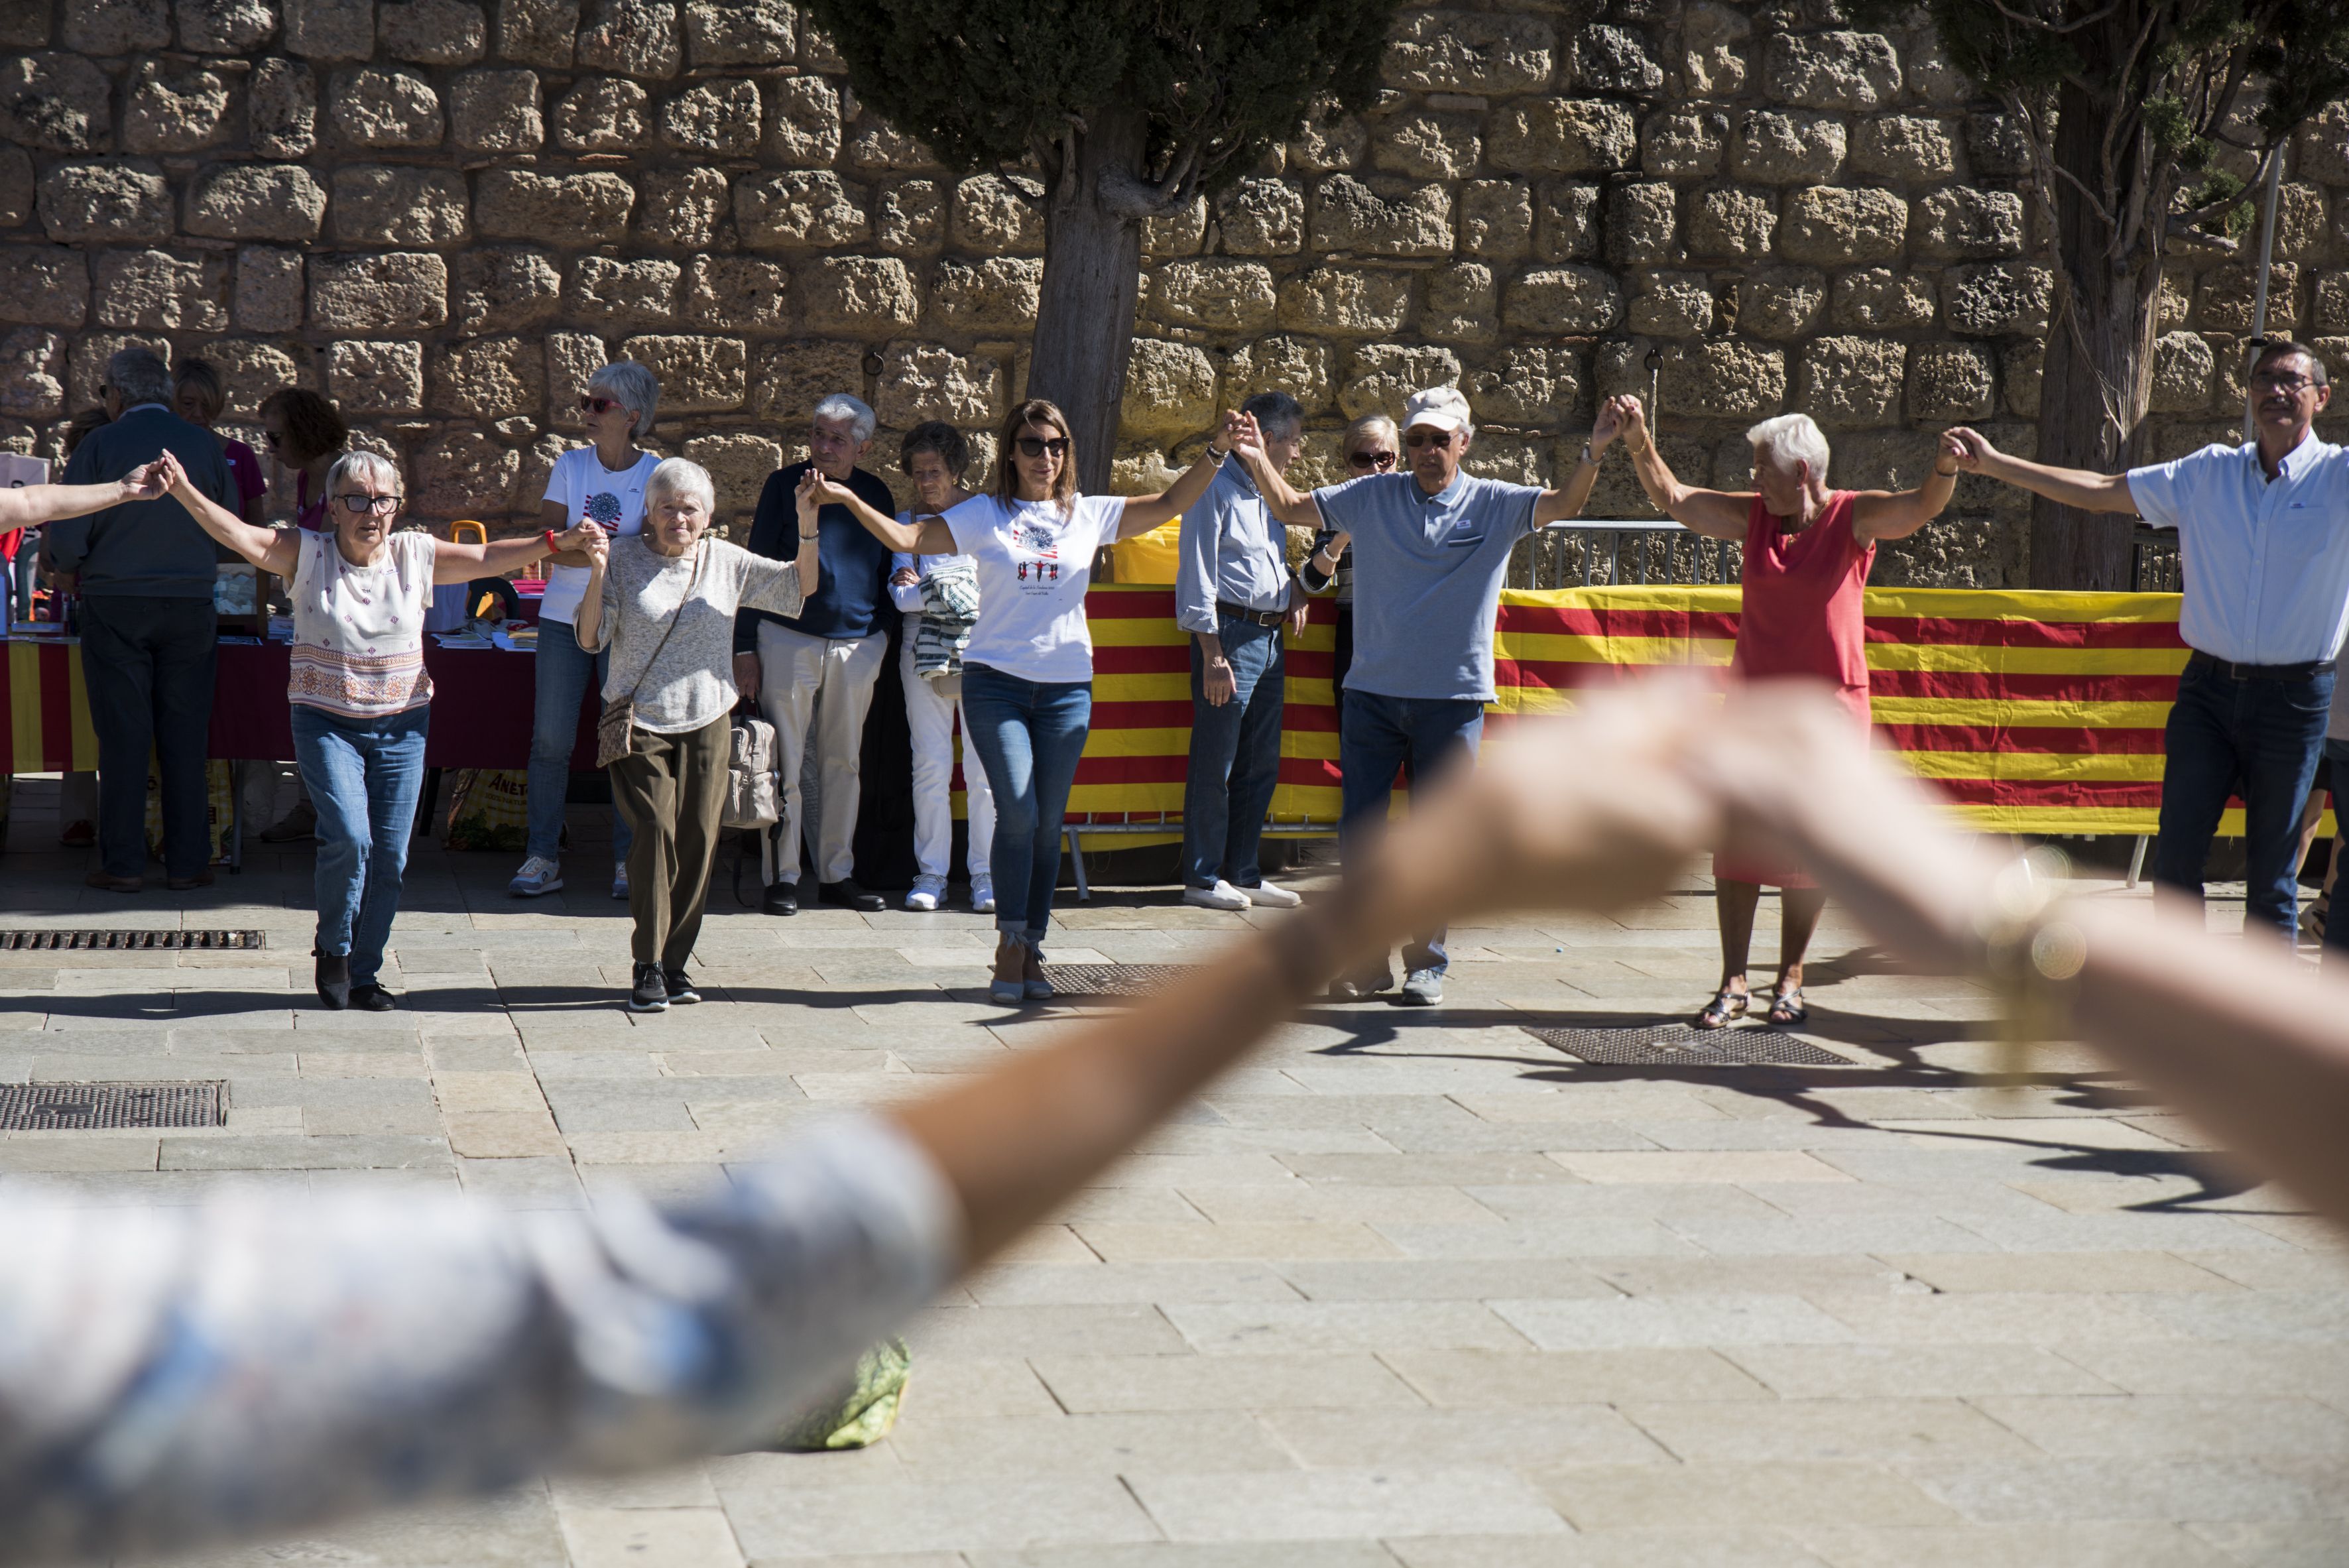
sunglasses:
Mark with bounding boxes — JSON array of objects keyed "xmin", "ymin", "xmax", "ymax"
[
  {"xmin": 578, "ymin": 394, "xmax": 625, "ymax": 416},
  {"xmin": 2252, "ymin": 373, "xmax": 2317, "ymax": 394},
  {"xmin": 1014, "ymin": 435, "xmax": 1071, "ymax": 459},
  {"xmin": 1347, "ymin": 449, "xmax": 1398, "ymax": 471},
  {"xmin": 1404, "ymin": 429, "xmax": 1456, "ymax": 451},
  {"xmin": 335, "ymin": 493, "xmax": 400, "ymax": 515}
]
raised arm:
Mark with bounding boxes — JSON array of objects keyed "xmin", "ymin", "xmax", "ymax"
[
  {"xmin": 429, "ymin": 521, "xmax": 601, "ymax": 586},
  {"xmin": 158, "ymin": 451, "xmax": 297, "ymax": 577},
  {"xmin": 1532, "ymin": 398, "xmax": 1628, "ymax": 526},
  {"xmin": 0, "ymin": 468, "xmax": 170, "ymax": 532},
  {"xmin": 800, "ymin": 469, "xmax": 948, "ymax": 555},
  {"xmin": 1945, "ymin": 427, "xmax": 2139, "ymax": 514},
  {"xmin": 1116, "ymin": 418, "xmax": 1238, "ymax": 538},
  {"xmin": 572, "ymin": 524, "xmax": 611, "ymax": 653},
  {"xmin": 1610, "ymin": 394, "xmax": 1748, "ymax": 541},
  {"xmin": 1229, "ymin": 414, "xmax": 1325, "ymax": 529},
  {"xmin": 1851, "ymin": 430, "xmax": 1964, "ymax": 542}
]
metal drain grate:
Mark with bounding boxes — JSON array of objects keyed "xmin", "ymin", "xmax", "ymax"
[
  {"xmin": 0, "ymin": 1081, "xmax": 225, "ymax": 1130},
  {"xmin": 0, "ymin": 930, "xmax": 265, "ymax": 952},
  {"xmin": 1040, "ymin": 963, "xmax": 1197, "ymax": 997},
  {"xmin": 1524, "ymin": 1023, "xmax": 1850, "ymax": 1067}
]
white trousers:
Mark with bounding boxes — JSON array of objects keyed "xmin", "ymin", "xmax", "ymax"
[
  {"xmin": 755, "ymin": 621, "xmax": 888, "ymax": 886},
  {"xmin": 900, "ymin": 624, "xmax": 993, "ymax": 882}
]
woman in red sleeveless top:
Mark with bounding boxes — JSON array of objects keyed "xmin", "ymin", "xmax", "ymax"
[{"xmin": 1608, "ymin": 396, "xmax": 1964, "ymax": 1029}]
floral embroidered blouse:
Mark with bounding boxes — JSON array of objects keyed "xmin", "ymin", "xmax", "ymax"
[{"xmin": 286, "ymin": 529, "xmax": 436, "ymax": 719}]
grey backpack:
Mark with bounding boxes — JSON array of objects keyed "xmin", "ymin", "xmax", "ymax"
[{"xmin": 724, "ymin": 715, "xmax": 780, "ymax": 829}]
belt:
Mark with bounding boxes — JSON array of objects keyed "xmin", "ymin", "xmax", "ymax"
[
  {"xmin": 1217, "ymin": 599, "xmax": 1287, "ymax": 627},
  {"xmin": 2186, "ymin": 650, "xmax": 2328, "ymax": 681}
]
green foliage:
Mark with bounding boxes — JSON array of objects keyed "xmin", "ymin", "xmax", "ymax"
[
  {"xmin": 2183, "ymin": 170, "xmax": 2254, "ymax": 237},
  {"xmin": 796, "ymin": 0, "xmax": 1400, "ymax": 196}
]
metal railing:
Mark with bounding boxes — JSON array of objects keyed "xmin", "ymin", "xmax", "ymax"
[
  {"xmin": 1512, "ymin": 519, "xmax": 1738, "ymax": 591},
  {"xmin": 2132, "ymin": 526, "xmax": 2183, "ymax": 593}
]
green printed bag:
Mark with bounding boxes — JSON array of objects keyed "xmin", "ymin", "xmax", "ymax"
[{"xmin": 776, "ymin": 1338, "xmax": 912, "ymax": 1451}]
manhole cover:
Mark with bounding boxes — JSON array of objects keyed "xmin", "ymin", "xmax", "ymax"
[
  {"xmin": 1040, "ymin": 963, "xmax": 1197, "ymax": 997},
  {"xmin": 1523, "ymin": 1024, "xmax": 1850, "ymax": 1067},
  {"xmin": 0, "ymin": 1082, "xmax": 225, "ymax": 1130},
  {"xmin": 0, "ymin": 930, "xmax": 265, "ymax": 951}
]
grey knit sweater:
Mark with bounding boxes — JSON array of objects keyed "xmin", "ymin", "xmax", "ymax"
[{"xmin": 580, "ymin": 536, "xmax": 805, "ymax": 734}]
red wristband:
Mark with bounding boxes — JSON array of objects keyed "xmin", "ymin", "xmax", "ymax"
[{"xmin": 543, "ymin": 528, "xmax": 560, "ymax": 554}]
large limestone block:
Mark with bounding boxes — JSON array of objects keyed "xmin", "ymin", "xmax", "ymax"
[
  {"xmin": 875, "ymin": 342, "xmax": 1004, "ymax": 428},
  {"xmin": 544, "ymin": 330, "xmax": 607, "ymax": 414},
  {"xmin": 1905, "ymin": 342, "xmax": 1996, "ymax": 420},
  {"xmin": 1120, "ymin": 339, "xmax": 1219, "ymax": 440},
  {"xmin": 180, "ymin": 0, "xmax": 280, "ymax": 52},
  {"xmin": 208, "ymin": 339, "xmax": 306, "ymax": 414},
  {"xmin": 380, "ymin": 0, "xmax": 488, "ymax": 64},
  {"xmin": 951, "ymin": 174, "xmax": 1044, "ymax": 255},
  {"xmin": 1374, "ymin": 111, "xmax": 1482, "ymax": 182},
  {"xmin": 0, "ymin": 247, "xmax": 89, "ymax": 327},
  {"xmin": 1834, "ymin": 267, "xmax": 1935, "ymax": 330},
  {"xmin": 284, "ymin": 0, "xmax": 375, "ymax": 60},
  {"xmin": 330, "ymin": 68, "xmax": 445, "ymax": 147},
  {"xmin": 1309, "ymin": 175, "xmax": 1453, "ymax": 258},
  {"xmin": 1643, "ymin": 110, "xmax": 1725, "ymax": 179},
  {"xmin": 1423, "ymin": 261, "xmax": 1496, "ymax": 345},
  {"xmin": 1383, "ymin": 10, "xmax": 1555, "ymax": 93},
  {"xmin": 1575, "ymin": 23, "xmax": 1660, "ymax": 94},
  {"xmin": 1225, "ymin": 334, "xmax": 1335, "ymax": 415},
  {"xmin": 1736, "ymin": 267, "xmax": 1826, "ymax": 339},
  {"xmin": 1489, "ymin": 99, "xmax": 1636, "ymax": 174},
  {"xmin": 1797, "ymin": 335, "xmax": 1906, "ymax": 426},
  {"xmin": 432, "ymin": 335, "xmax": 545, "ymax": 418},
  {"xmin": 95, "ymin": 248, "xmax": 229, "ymax": 331},
  {"xmin": 638, "ymin": 167, "xmax": 727, "ymax": 249},
  {"xmin": 621, "ymin": 333, "xmax": 745, "ymax": 412},
  {"xmin": 768, "ymin": 75, "xmax": 841, "ymax": 166},
  {"xmin": 68, "ymin": 331, "xmax": 172, "ymax": 409},
  {"xmin": 2298, "ymin": 103, "xmax": 2349, "ymax": 187},
  {"xmin": 1941, "ymin": 262, "xmax": 2051, "ymax": 337},
  {"xmin": 1628, "ymin": 271, "xmax": 1713, "ymax": 337},
  {"xmin": 1218, "ymin": 178, "xmax": 1305, "ymax": 257},
  {"xmin": 188, "ymin": 164, "xmax": 328, "ymax": 241},
  {"xmin": 235, "ymin": 247, "xmax": 305, "ymax": 331},
  {"xmin": 0, "ymin": 54, "xmax": 113, "ymax": 151},
  {"xmin": 1290, "ymin": 114, "xmax": 1364, "ymax": 175},
  {"xmin": 577, "ymin": 0, "xmax": 680, "ymax": 78},
  {"xmin": 1277, "ymin": 266, "xmax": 1410, "ymax": 336},
  {"xmin": 475, "ymin": 168, "xmax": 634, "ymax": 243},
  {"xmin": 40, "ymin": 161, "xmax": 174, "ymax": 242},
  {"xmin": 554, "ymin": 76, "xmax": 647, "ymax": 151},
  {"xmin": 799, "ymin": 255, "xmax": 920, "ymax": 335},
  {"xmin": 496, "ymin": 0, "xmax": 577, "ymax": 66},
  {"xmin": 749, "ymin": 339, "xmax": 865, "ymax": 422},
  {"xmin": 1685, "ymin": 187, "xmax": 1773, "ymax": 261},
  {"xmin": 1147, "ymin": 260, "xmax": 1277, "ymax": 333},
  {"xmin": 329, "ymin": 339, "xmax": 426, "ymax": 413},
  {"xmin": 684, "ymin": 255, "xmax": 788, "ymax": 332},
  {"xmin": 250, "ymin": 58, "xmax": 317, "ymax": 156},
  {"xmin": 414, "ymin": 430, "xmax": 520, "ymax": 517},
  {"xmin": 928, "ymin": 256, "xmax": 1040, "ymax": 334},
  {"xmin": 568, "ymin": 256, "xmax": 679, "ymax": 328},
  {"xmin": 2150, "ymin": 331, "xmax": 2217, "ymax": 414},
  {"xmin": 1502, "ymin": 265, "xmax": 1621, "ymax": 335},
  {"xmin": 1459, "ymin": 180, "xmax": 1532, "ymax": 260},
  {"xmin": 1465, "ymin": 345, "xmax": 1585, "ymax": 425},
  {"xmin": 124, "ymin": 61, "xmax": 236, "ymax": 153},
  {"xmin": 661, "ymin": 76, "xmax": 758, "ymax": 154},
  {"xmin": 1341, "ymin": 343, "xmax": 1459, "ymax": 420},
  {"xmin": 1731, "ymin": 110, "xmax": 1843, "ymax": 184},
  {"xmin": 684, "ymin": 0, "xmax": 792, "ymax": 64},
  {"xmin": 333, "ymin": 165, "xmax": 471, "ymax": 245},
  {"xmin": 1779, "ymin": 186, "xmax": 1907, "ymax": 266},
  {"xmin": 0, "ymin": 148, "xmax": 25, "ymax": 227},
  {"xmin": 455, "ymin": 247, "xmax": 560, "ymax": 332},
  {"xmin": 0, "ymin": 328, "xmax": 64, "ymax": 418},
  {"xmin": 736, "ymin": 170, "xmax": 869, "ymax": 249},
  {"xmin": 1852, "ymin": 115, "xmax": 1955, "ymax": 182},
  {"xmin": 1912, "ymin": 188, "xmax": 2023, "ymax": 261},
  {"xmin": 682, "ymin": 432, "xmax": 782, "ymax": 514},
  {"xmin": 1766, "ymin": 31, "xmax": 1901, "ymax": 111},
  {"xmin": 65, "ymin": 0, "xmax": 172, "ymax": 54},
  {"xmin": 876, "ymin": 180, "xmax": 943, "ymax": 255},
  {"xmin": 311, "ymin": 252, "xmax": 448, "ymax": 332},
  {"xmin": 1606, "ymin": 182, "xmax": 1677, "ymax": 265}
]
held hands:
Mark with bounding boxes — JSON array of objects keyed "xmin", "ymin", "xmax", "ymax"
[
  {"xmin": 557, "ymin": 519, "xmax": 605, "ymax": 556},
  {"xmin": 123, "ymin": 457, "xmax": 174, "ymax": 501},
  {"xmin": 797, "ymin": 468, "xmax": 849, "ymax": 520},
  {"xmin": 1604, "ymin": 394, "xmax": 1650, "ymax": 455},
  {"xmin": 1221, "ymin": 410, "xmax": 1263, "ymax": 457},
  {"xmin": 1589, "ymin": 397, "xmax": 1627, "ymax": 452},
  {"xmin": 1942, "ymin": 428, "xmax": 1995, "ymax": 473}
]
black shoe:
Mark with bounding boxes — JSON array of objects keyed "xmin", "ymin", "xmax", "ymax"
[
  {"xmin": 348, "ymin": 982, "xmax": 397, "ymax": 1012},
  {"xmin": 314, "ymin": 949, "xmax": 351, "ymax": 1011},
  {"xmin": 629, "ymin": 961, "xmax": 668, "ymax": 1012},
  {"xmin": 662, "ymin": 967, "xmax": 701, "ymax": 1004},
  {"xmin": 1328, "ymin": 967, "xmax": 1394, "ymax": 1002},
  {"xmin": 762, "ymin": 880, "xmax": 799, "ymax": 916},
  {"xmin": 820, "ymin": 878, "xmax": 886, "ymax": 912}
]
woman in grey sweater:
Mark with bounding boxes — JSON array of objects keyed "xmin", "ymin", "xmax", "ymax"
[{"xmin": 577, "ymin": 457, "xmax": 819, "ymax": 1011}]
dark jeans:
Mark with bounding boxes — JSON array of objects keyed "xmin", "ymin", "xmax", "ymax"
[
  {"xmin": 962, "ymin": 663, "xmax": 1091, "ymax": 943},
  {"xmin": 2324, "ymin": 741, "xmax": 2349, "ymax": 956},
  {"xmin": 1183, "ymin": 615, "xmax": 1286, "ymax": 890},
  {"xmin": 2154, "ymin": 656, "xmax": 2332, "ymax": 940},
  {"xmin": 609, "ymin": 715, "xmax": 731, "ymax": 968},
  {"xmin": 1339, "ymin": 688, "xmax": 1485, "ymax": 975},
  {"xmin": 293, "ymin": 704, "xmax": 429, "ymax": 987},
  {"xmin": 78, "ymin": 594, "xmax": 217, "ymax": 878}
]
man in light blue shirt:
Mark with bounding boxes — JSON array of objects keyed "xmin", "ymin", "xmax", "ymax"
[
  {"xmin": 1950, "ymin": 338, "xmax": 2349, "ymax": 939},
  {"xmin": 1238, "ymin": 385, "xmax": 1626, "ymax": 1002},
  {"xmin": 1177, "ymin": 391, "xmax": 1309, "ymax": 912}
]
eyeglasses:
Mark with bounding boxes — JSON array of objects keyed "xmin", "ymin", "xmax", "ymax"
[
  {"xmin": 1404, "ymin": 429, "xmax": 1456, "ymax": 451},
  {"xmin": 1015, "ymin": 435, "xmax": 1071, "ymax": 459},
  {"xmin": 2252, "ymin": 372, "xmax": 2318, "ymax": 394},
  {"xmin": 1346, "ymin": 449, "xmax": 1397, "ymax": 471},
  {"xmin": 335, "ymin": 493, "xmax": 400, "ymax": 515},
  {"xmin": 578, "ymin": 394, "xmax": 625, "ymax": 416}
]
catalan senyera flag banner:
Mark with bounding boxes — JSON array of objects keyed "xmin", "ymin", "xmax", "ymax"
[{"xmin": 1073, "ymin": 582, "xmax": 2236, "ymax": 838}]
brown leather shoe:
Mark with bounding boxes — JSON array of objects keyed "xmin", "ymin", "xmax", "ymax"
[
  {"xmin": 167, "ymin": 872, "xmax": 216, "ymax": 891},
  {"xmin": 59, "ymin": 819, "xmax": 93, "ymax": 849},
  {"xmin": 85, "ymin": 871, "xmax": 141, "ymax": 894}
]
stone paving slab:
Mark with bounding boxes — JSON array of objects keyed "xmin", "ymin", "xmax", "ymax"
[{"xmin": 1, "ymin": 809, "xmax": 2339, "ymax": 1568}]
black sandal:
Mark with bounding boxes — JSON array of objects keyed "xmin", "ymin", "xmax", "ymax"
[
  {"xmin": 1767, "ymin": 987, "xmax": 1808, "ymax": 1026},
  {"xmin": 1693, "ymin": 987, "xmax": 1748, "ymax": 1030}
]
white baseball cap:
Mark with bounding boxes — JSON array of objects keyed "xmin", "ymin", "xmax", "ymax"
[{"xmin": 1402, "ymin": 385, "xmax": 1472, "ymax": 434}]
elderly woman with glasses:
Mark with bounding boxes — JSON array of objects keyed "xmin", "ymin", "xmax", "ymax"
[
  {"xmin": 512, "ymin": 360, "xmax": 665, "ymax": 902},
  {"xmin": 159, "ymin": 450, "xmax": 602, "ymax": 1011},
  {"xmin": 575, "ymin": 458, "xmax": 819, "ymax": 1012},
  {"xmin": 1307, "ymin": 414, "xmax": 1400, "ymax": 720},
  {"xmin": 1607, "ymin": 396, "xmax": 1960, "ymax": 1030}
]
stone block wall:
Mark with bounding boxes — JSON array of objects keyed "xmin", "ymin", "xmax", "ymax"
[{"xmin": 3, "ymin": 0, "xmax": 2346, "ymax": 581}]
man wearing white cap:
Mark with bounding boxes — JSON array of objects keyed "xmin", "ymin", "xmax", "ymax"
[{"xmin": 1233, "ymin": 385, "xmax": 1626, "ymax": 1003}]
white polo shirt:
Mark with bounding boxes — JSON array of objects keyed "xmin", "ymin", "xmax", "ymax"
[{"xmin": 2128, "ymin": 431, "xmax": 2349, "ymax": 666}]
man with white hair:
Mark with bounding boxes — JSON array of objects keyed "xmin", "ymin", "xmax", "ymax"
[
  {"xmin": 735, "ymin": 393, "xmax": 900, "ymax": 914},
  {"xmin": 1235, "ymin": 385, "xmax": 1626, "ymax": 1004},
  {"xmin": 48, "ymin": 347, "xmax": 239, "ymax": 893}
]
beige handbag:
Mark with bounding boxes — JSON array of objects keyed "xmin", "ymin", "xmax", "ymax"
[
  {"xmin": 595, "ymin": 548, "xmax": 703, "ymax": 768},
  {"xmin": 724, "ymin": 715, "xmax": 780, "ymax": 828}
]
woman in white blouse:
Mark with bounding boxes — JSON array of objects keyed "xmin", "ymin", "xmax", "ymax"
[
  {"xmin": 807, "ymin": 398, "xmax": 1235, "ymax": 1004},
  {"xmin": 160, "ymin": 450, "xmax": 600, "ymax": 1010}
]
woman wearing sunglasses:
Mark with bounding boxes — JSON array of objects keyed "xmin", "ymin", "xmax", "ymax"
[
  {"xmin": 805, "ymin": 398, "xmax": 1236, "ymax": 1003},
  {"xmin": 1313, "ymin": 415, "xmax": 1399, "ymax": 723},
  {"xmin": 257, "ymin": 388, "xmax": 349, "ymax": 534},
  {"xmin": 157, "ymin": 449, "xmax": 603, "ymax": 1010},
  {"xmin": 514, "ymin": 361, "xmax": 665, "ymax": 900}
]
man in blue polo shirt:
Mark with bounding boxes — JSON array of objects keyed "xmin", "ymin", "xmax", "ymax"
[
  {"xmin": 1235, "ymin": 385, "xmax": 1626, "ymax": 1002},
  {"xmin": 1950, "ymin": 337, "xmax": 2349, "ymax": 941}
]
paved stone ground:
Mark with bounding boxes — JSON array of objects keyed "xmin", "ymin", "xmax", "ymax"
[{"xmin": 5, "ymin": 780, "xmax": 2348, "ymax": 1567}]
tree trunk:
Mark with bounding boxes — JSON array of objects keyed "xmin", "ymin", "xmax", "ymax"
[
  {"xmin": 1028, "ymin": 100, "xmax": 1151, "ymax": 499},
  {"xmin": 2030, "ymin": 78, "xmax": 2161, "ymax": 591}
]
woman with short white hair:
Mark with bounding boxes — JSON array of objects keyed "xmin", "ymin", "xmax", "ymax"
[
  {"xmin": 1608, "ymin": 397, "xmax": 1962, "ymax": 1029},
  {"xmin": 575, "ymin": 457, "xmax": 819, "ymax": 1013},
  {"xmin": 159, "ymin": 450, "xmax": 601, "ymax": 1010},
  {"xmin": 514, "ymin": 359, "xmax": 666, "ymax": 901}
]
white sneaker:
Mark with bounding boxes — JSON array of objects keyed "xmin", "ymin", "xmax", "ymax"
[
  {"xmin": 1183, "ymin": 880, "xmax": 1252, "ymax": 912},
  {"xmin": 1240, "ymin": 880, "xmax": 1303, "ymax": 908},
  {"xmin": 509, "ymin": 856, "xmax": 562, "ymax": 897},
  {"xmin": 905, "ymin": 873, "xmax": 946, "ymax": 912},
  {"xmin": 969, "ymin": 875, "xmax": 995, "ymax": 914}
]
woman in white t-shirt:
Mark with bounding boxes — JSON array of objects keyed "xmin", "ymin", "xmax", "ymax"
[
  {"xmin": 514, "ymin": 360, "xmax": 664, "ymax": 902},
  {"xmin": 808, "ymin": 397, "xmax": 1236, "ymax": 1005}
]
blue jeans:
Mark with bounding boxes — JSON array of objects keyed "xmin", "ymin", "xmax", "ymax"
[
  {"xmin": 1183, "ymin": 616, "xmax": 1286, "ymax": 890},
  {"xmin": 962, "ymin": 664, "xmax": 1092, "ymax": 943},
  {"xmin": 2154, "ymin": 656, "xmax": 2332, "ymax": 940},
  {"xmin": 293, "ymin": 704, "xmax": 429, "ymax": 986},
  {"xmin": 1339, "ymin": 689, "xmax": 1485, "ymax": 975},
  {"xmin": 526, "ymin": 623, "xmax": 631, "ymax": 865}
]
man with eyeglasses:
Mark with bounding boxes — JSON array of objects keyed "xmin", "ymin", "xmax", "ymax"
[
  {"xmin": 46, "ymin": 347, "xmax": 239, "ymax": 893},
  {"xmin": 1236, "ymin": 385, "xmax": 1626, "ymax": 1003},
  {"xmin": 735, "ymin": 393, "xmax": 901, "ymax": 915},
  {"xmin": 1949, "ymin": 338, "xmax": 2349, "ymax": 941}
]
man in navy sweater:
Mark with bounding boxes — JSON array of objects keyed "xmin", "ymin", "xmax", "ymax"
[{"xmin": 734, "ymin": 393, "xmax": 900, "ymax": 914}]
